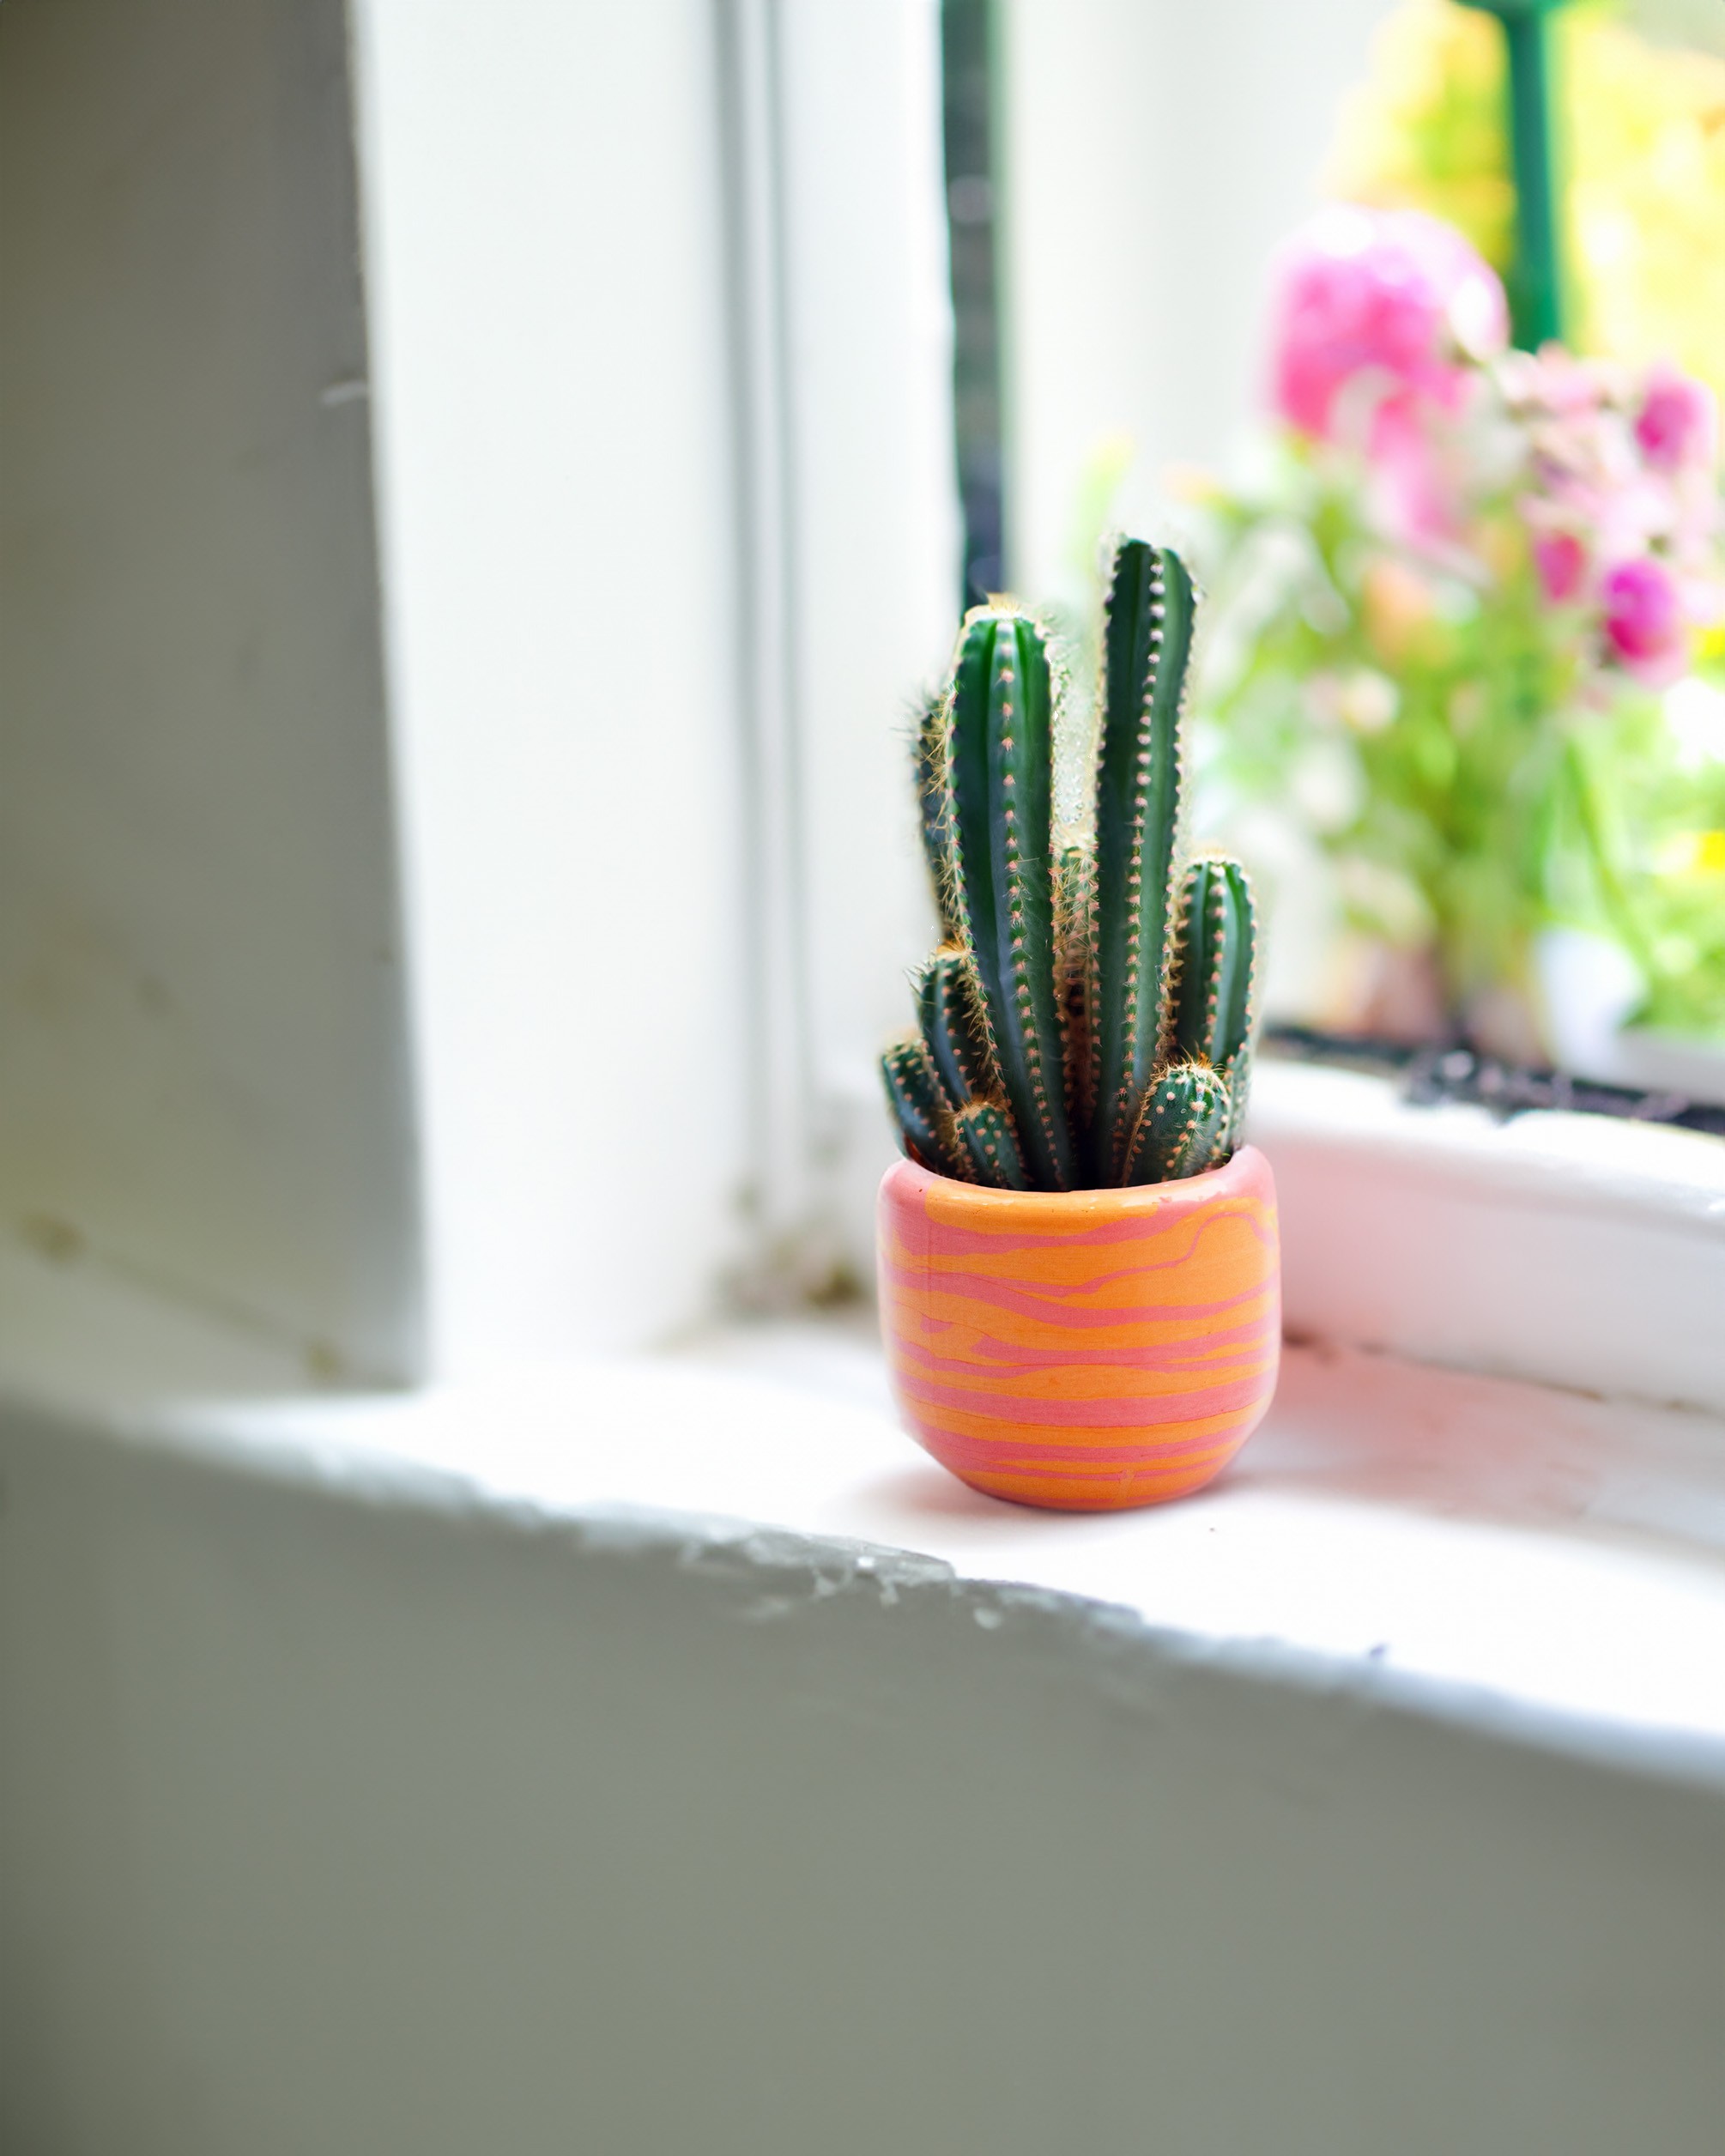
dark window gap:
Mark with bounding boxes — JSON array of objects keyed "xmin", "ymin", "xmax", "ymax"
[{"xmin": 941, "ymin": 0, "xmax": 1004, "ymax": 610}]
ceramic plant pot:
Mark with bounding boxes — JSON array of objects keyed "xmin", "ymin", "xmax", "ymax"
[{"xmin": 877, "ymin": 1145, "xmax": 1280, "ymax": 1512}]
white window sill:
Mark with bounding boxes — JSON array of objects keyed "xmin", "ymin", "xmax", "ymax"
[
  {"xmin": 1249, "ymin": 1057, "xmax": 1725, "ymax": 1417},
  {"xmin": 4, "ymin": 1229, "xmax": 1723, "ymax": 1794}
]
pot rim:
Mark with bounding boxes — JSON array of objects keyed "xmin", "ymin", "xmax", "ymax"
[{"xmin": 881, "ymin": 1142, "xmax": 1269, "ymax": 1227}]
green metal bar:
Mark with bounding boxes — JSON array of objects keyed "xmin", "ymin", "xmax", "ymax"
[{"xmin": 1458, "ymin": 0, "xmax": 1568, "ymax": 348}]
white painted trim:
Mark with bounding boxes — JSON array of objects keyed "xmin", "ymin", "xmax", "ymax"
[
  {"xmin": 351, "ymin": 0, "xmax": 756, "ymax": 1370},
  {"xmin": 715, "ymin": 0, "xmax": 821, "ymax": 1276},
  {"xmin": 353, "ymin": 0, "xmax": 956, "ymax": 1350},
  {"xmin": 717, "ymin": 0, "xmax": 961, "ymax": 1295},
  {"xmin": 1250, "ymin": 1058, "xmax": 1725, "ymax": 1417}
]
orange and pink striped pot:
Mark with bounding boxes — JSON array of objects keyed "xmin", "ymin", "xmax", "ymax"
[{"xmin": 877, "ymin": 1146, "xmax": 1280, "ymax": 1511}]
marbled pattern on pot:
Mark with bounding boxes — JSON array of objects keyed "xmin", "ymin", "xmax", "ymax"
[{"xmin": 878, "ymin": 1147, "xmax": 1280, "ymax": 1511}]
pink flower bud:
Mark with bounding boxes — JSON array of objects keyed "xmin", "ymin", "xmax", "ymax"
[
  {"xmin": 1634, "ymin": 364, "xmax": 1717, "ymax": 475},
  {"xmin": 1601, "ymin": 556, "xmax": 1686, "ymax": 685},
  {"xmin": 1533, "ymin": 530, "xmax": 1588, "ymax": 604}
]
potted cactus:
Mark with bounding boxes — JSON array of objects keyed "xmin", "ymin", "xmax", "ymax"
[{"xmin": 878, "ymin": 538, "xmax": 1281, "ymax": 1511}]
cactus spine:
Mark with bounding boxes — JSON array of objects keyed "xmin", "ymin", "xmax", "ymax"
[
  {"xmin": 915, "ymin": 687, "xmax": 965, "ymax": 945},
  {"xmin": 880, "ymin": 1037, "xmax": 965, "ymax": 1180},
  {"xmin": 956, "ymin": 1099, "xmax": 1032, "ymax": 1190},
  {"xmin": 1123, "ymin": 1062, "xmax": 1231, "ymax": 1185},
  {"xmin": 1056, "ymin": 839, "xmax": 1099, "ymax": 1144},
  {"xmin": 917, "ymin": 949, "xmax": 994, "ymax": 1105},
  {"xmin": 1169, "ymin": 855, "xmax": 1257, "ymax": 1144},
  {"xmin": 883, "ymin": 538, "xmax": 1256, "ymax": 1193}
]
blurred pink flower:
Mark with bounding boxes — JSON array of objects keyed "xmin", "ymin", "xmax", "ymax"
[
  {"xmin": 1601, "ymin": 557, "xmax": 1687, "ymax": 685},
  {"xmin": 1533, "ymin": 530, "xmax": 1588, "ymax": 603},
  {"xmin": 1271, "ymin": 207, "xmax": 1509, "ymax": 446},
  {"xmin": 1503, "ymin": 346, "xmax": 1720, "ymax": 628},
  {"xmin": 1634, "ymin": 364, "xmax": 1717, "ymax": 475},
  {"xmin": 1498, "ymin": 342, "xmax": 1614, "ymax": 422},
  {"xmin": 1254, "ymin": 214, "xmax": 1719, "ymax": 695},
  {"xmin": 1365, "ymin": 400, "xmax": 1459, "ymax": 546}
]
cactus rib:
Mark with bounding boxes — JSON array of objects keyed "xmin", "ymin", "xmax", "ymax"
[
  {"xmin": 1122, "ymin": 1063, "xmax": 1231, "ymax": 1185},
  {"xmin": 955, "ymin": 1099, "xmax": 1032, "ymax": 1190},
  {"xmin": 880, "ymin": 1037, "xmax": 970, "ymax": 1180},
  {"xmin": 946, "ymin": 610, "xmax": 1077, "ymax": 1190},
  {"xmin": 1056, "ymin": 839, "xmax": 1099, "ymax": 1146},
  {"xmin": 1169, "ymin": 855, "xmax": 1257, "ymax": 1151},
  {"xmin": 1169, "ymin": 857, "xmax": 1256, "ymax": 1069},
  {"xmin": 914, "ymin": 687, "xmax": 964, "ymax": 943},
  {"xmin": 1092, "ymin": 542, "xmax": 1195, "ymax": 1182},
  {"xmin": 917, "ymin": 947, "xmax": 995, "ymax": 1106}
]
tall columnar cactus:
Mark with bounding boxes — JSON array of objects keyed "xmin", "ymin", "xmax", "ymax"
[
  {"xmin": 882, "ymin": 537, "xmax": 1257, "ymax": 1192},
  {"xmin": 1092, "ymin": 539, "xmax": 1192, "ymax": 1182}
]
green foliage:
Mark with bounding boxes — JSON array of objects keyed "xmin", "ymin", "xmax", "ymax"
[
  {"xmin": 1564, "ymin": 686, "xmax": 1725, "ymax": 1035},
  {"xmin": 1185, "ymin": 441, "xmax": 1725, "ymax": 1046},
  {"xmin": 882, "ymin": 540, "xmax": 1259, "ymax": 1191},
  {"xmin": 1189, "ymin": 451, "xmax": 1564, "ymax": 1017}
]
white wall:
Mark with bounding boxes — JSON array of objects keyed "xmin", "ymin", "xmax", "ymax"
[
  {"xmin": 774, "ymin": 1, "xmax": 961, "ymax": 1283},
  {"xmin": 351, "ymin": 0, "xmax": 959, "ymax": 1354},
  {"xmin": 0, "ymin": 0, "xmax": 422, "ymax": 1381},
  {"xmin": 351, "ymin": 0, "xmax": 753, "ymax": 1372},
  {"xmin": 999, "ymin": 0, "xmax": 1400, "ymax": 606}
]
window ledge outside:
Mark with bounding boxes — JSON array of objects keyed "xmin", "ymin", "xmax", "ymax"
[{"xmin": 3, "ymin": 1229, "xmax": 1723, "ymax": 1796}]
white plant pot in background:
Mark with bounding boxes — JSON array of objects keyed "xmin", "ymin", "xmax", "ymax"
[{"xmin": 1537, "ymin": 928, "xmax": 1725, "ymax": 1107}]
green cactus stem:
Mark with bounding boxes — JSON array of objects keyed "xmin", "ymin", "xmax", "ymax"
[
  {"xmin": 917, "ymin": 947, "xmax": 995, "ymax": 1106},
  {"xmin": 890, "ymin": 533, "xmax": 1257, "ymax": 1196},
  {"xmin": 1122, "ymin": 1062, "xmax": 1232, "ymax": 1185},
  {"xmin": 1092, "ymin": 541, "xmax": 1196, "ymax": 1182},
  {"xmin": 1221, "ymin": 1056, "xmax": 1252, "ymax": 1152},
  {"xmin": 881, "ymin": 1037, "xmax": 968, "ymax": 1179},
  {"xmin": 915, "ymin": 687, "xmax": 964, "ymax": 943},
  {"xmin": 1169, "ymin": 854, "xmax": 1257, "ymax": 1142},
  {"xmin": 946, "ymin": 609, "xmax": 1077, "ymax": 1190},
  {"xmin": 1056, "ymin": 838, "xmax": 1099, "ymax": 1144},
  {"xmin": 955, "ymin": 1099, "xmax": 1032, "ymax": 1190}
]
